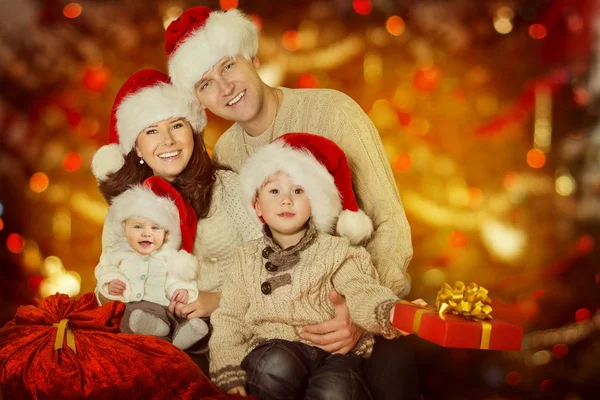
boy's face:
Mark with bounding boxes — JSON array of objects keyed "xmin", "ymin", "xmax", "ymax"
[
  {"xmin": 254, "ymin": 172, "xmax": 312, "ymax": 238},
  {"xmin": 122, "ymin": 217, "xmax": 166, "ymax": 256},
  {"xmin": 193, "ymin": 56, "xmax": 265, "ymax": 123}
]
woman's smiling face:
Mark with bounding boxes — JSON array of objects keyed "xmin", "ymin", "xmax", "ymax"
[{"xmin": 135, "ymin": 118, "xmax": 194, "ymax": 182}]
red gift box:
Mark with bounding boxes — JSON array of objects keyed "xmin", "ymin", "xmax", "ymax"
[{"xmin": 392, "ymin": 301, "xmax": 523, "ymax": 351}]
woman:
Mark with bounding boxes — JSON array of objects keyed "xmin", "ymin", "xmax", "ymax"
[{"xmin": 92, "ymin": 69, "xmax": 262, "ymax": 373}]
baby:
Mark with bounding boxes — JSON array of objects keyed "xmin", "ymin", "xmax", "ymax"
[{"xmin": 95, "ymin": 176, "xmax": 207, "ymax": 350}]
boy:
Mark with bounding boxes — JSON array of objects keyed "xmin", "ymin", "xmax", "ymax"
[
  {"xmin": 95, "ymin": 176, "xmax": 208, "ymax": 350},
  {"xmin": 210, "ymin": 133, "xmax": 411, "ymax": 399}
]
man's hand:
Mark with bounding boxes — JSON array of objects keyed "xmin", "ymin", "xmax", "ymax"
[
  {"xmin": 226, "ymin": 386, "xmax": 247, "ymax": 396},
  {"xmin": 168, "ymin": 291, "xmax": 221, "ymax": 319},
  {"xmin": 108, "ymin": 279, "xmax": 126, "ymax": 296},
  {"xmin": 171, "ymin": 289, "xmax": 189, "ymax": 304},
  {"xmin": 299, "ymin": 290, "xmax": 362, "ymax": 354}
]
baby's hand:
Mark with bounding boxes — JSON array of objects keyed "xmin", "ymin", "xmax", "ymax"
[
  {"xmin": 171, "ymin": 289, "xmax": 189, "ymax": 304},
  {"xmin": 226, "ymin": 386, "xmax": 247, "ymax": 396},
  {"xmin": 108, "ymin": 279, "xmax": 126, "ymax": 295}
]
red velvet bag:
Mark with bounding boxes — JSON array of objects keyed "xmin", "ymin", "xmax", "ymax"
[{"xmin": 0, "ymin": 293, "xmax": 251, "ymax": 400}]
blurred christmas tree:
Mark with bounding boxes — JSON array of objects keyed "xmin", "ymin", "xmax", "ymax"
[{"xmin": 1, "ymin": 0, "xmax": 599, "ymax": 398}]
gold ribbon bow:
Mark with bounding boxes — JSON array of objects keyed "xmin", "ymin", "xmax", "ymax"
[
  {"xmin": 435, "ymin": 281, "xmax": 493, "ymax": 320},
  {"xmin": 52, "ymin": 319, "xmax": 77, "ymax": 354}
]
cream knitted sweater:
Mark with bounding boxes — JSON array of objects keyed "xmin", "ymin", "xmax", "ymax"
[
  {"xmin": 100, "ymin": 170, "xmax": 262, "ymax": 294},
  {"xmin": 212, "ymin": 87, "xmax": 413, "ymax": 296},
  {"xmin": 209, "ymin": 232, "xmax": 400, "ymax": 391}
]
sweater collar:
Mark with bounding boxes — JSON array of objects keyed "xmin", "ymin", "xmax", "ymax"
[{"xmin": 261, "ymin": 219, "xmax": 318, "ymax": 272}]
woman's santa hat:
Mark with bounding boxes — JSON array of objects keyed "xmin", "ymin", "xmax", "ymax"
[
  {"xmin": 165, "ymin": 6, "xmax": 258, "ymax": 104},
  {"xmin": 239, "ymin": 133, "xmax": 374, "ymax": 245},
  {"xmin": 91, "ymin": 69, "xmax": 207, "ymax": 181},
  {"xmin": 110, "ymin": 176, "xmax": 198, "ymax": 280}
]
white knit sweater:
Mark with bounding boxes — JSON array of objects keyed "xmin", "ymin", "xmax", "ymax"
[
  {"xmin": 100, "ymin": 170, "xmax": 262, "ymax": 294},
  {"xmin": 209, "ymin": 231, "xmax": 400, "ymax": 391},
  {"xmin": 212, "ymin": 87, "xmax": 413, "ymax": 296}
]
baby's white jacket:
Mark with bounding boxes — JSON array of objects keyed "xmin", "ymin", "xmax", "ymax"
[{"xmin": 94, "ymin": 245, "xmax": 199, "ymax": 307}]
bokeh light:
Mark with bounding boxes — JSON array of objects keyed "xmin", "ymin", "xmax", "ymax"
[
  {"xmin": 393, "ymin": 152, "xmax": 412, "ymax": 172},
  {"xmin": 353, "ymin": 0, "xmax": 372, "ymax": 16},
  {"xmin": 297, "ymin": 73, "xmax": 318, "ymax": 88},
  {"xmin": 219, "ymin": 0, "xmax": 238, "ymax": 11},
  {"xmin": 504, "ymin": 371, "xmax": 521, "ymax": 386},
  {"xmin": 282, "ymin": 30, "xmax": 300, "ymax": 51},
  {"xmin": 386, "ymin": 16, "xmax": 405, "ymax": 36},
  {"xmin": 0, "ymin": 218, "xmax": 4, "ymax": 232},
  {"xmin": 449, "ymin": 231, "xmax": 468, "ymax": 248},
  {"xmin": 29, "ymin": 172, "xmax": 50, "ymax": 193},
  {"xmin": 575, "ymin": 308, "xmax": 591, "ymax": 323},
  {"xmin": 6, "ymin": 233, "xmax": 26, "ymax": 254},
  {"xmin": 62, "ymin": 152, "xmax": 82, "ymax": 172},
  {"xmin": 63, "ymin": 3, "xmax": 82, "ymax": 19},
  {"xmin": 526, "ymin": 149, "xmax": 546, "ymax": 168},
  {"xmin": 529, "ymin": 24, "xmax": 547, "ymax": 39},
  {"xmin": 552, "ymin": 343, "xmax": 569, "ymax": 358}
]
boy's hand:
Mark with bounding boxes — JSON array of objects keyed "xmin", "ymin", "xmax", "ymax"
[
  {"xmin": 226, "ymin": 386, "xmax": 247, "ymax": 396},
  {"xmin": 108, "ymin": 279, "xmax": 126, "ymax": 295},
  {"xmin": 171, "ymin": 289, "xmax": 189, "ymax": 304}
]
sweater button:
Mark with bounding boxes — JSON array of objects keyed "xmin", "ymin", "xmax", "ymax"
[
  {"xmin": 261, "ymin": 282, "xmax": 272, "ymax": 295},
  {"xmin": 143, "ymin": 257, "xmax": 149, "ymax": 262},
  {"xmin": 265, "ymin": 262, "xmax": 278, "ymax": 272},
  {"xmin": 210, "ymin": 257, "xmax": 218, "ymax": 262},
  {"xmin": 140, "ymin": 275, "xmax": 146, "ymax": 280},
  {"xmin": 136, "ymin": 293, "xmax": 142, "ymax": 299},
  {"xmin": 262, "ymin": 247, "xmax": 274, "ymax": 259}
]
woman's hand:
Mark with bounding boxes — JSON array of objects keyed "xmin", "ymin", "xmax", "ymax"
[
  {"xmin": 168, "ymin": 291, "xmax": 221, "ymax": 319},
  {"xmin": 299, "ymin": 290, "xmax": 363, "ymax": 354},
  {"xmin": 226, "ymin": 386, "xmax": 247, "ymax": 396}
]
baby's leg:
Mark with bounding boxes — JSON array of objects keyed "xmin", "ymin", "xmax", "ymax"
[
  {"xmin": 241, "ymin": 339, "xmax": 313, "ymax": 400},
  {"xmin": 122, "ymin": 301, "xmax": 170, "ymax": 337},
  {"xmin": 305, "ymin": 353, "xmax": 372, "ymax": 400},
  {"xmin": 171, "ymin": 315, "xmax": 209, "ymax": 350}
]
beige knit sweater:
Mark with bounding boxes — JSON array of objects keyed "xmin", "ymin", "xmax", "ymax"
[
  {"xmin": 212, "ymin": 87, "xmax": 413, "ymax": 296},
  {"xmin": 209, "ymin": 231, "xmax": 400, "ymax": 391},
  {"xmin": 100, "ymin": 170, "xmax": 262, "ymax": 294}
]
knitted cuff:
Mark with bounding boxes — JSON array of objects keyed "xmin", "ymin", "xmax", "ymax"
[
  {"xmin": 212, "ymin": 365, "xmax": 247, "ymax": 392},
  {"xmin": 352, "ymin": 332, "xmax": 375, "ymax": 358},
  {"xmin": 376, "ymin": 299, "xmax": 402, "ymax": 339}
]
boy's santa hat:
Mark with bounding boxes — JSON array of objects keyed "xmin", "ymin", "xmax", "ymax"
[
  {"xmin": 239, "ymin": 133, "xmax": 374, "ymax": 245},
  {"xmin": 91, "ymin": 69, "xmax": 206, "ymax": 181},
  {"xmin": 110, "ymin": 176, "xmax": 198, "ymax": 280},
  {"xmin": 165, "ymin": 6, "xmax": 258, "ymax": 104}
]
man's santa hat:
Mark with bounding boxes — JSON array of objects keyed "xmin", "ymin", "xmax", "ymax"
[
  {"xmin": 91, "ymin": 69, "xmax": 206, "ymax": 181},
  {"xmin": 165, "ymin": 6, "xmax": 258, "ymax": 104},
  {"xmin": 110, "ymin": 176, "xmax": 198, "ymax": 280},
  {"xmin": 239, "ymin": 133, "xmax": 374, "ymax": 245}
]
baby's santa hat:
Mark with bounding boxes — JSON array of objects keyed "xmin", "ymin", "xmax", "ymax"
[
  {"xmin": 91, "ymin": 69, "xmax": 207, "ymax": 181},
  {"xmin": 110, "ymin": 176, "xmax": 198, "ymax": 279},
  {"xmin": 165, "ymin": 6, "xmax": 258, "ymax": 104},
  {"xmin": 239, "ymin": 133, "xmax": 374, "ymax": 245}
]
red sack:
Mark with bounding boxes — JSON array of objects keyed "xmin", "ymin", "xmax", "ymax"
[{"xmin": 0, "ymin": 293, "xmax": 251, "ymax": 400}]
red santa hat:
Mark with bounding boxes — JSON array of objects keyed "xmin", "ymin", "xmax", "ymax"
[
  {"xmin": 239, "ymin": 133, "xmax": 374, "ymax": 245},
  {"xmin": 91, "ymin": 69, "xmax": 207, "ymax": 181},
  {"xmin": 165, "ymin": 6, "xmax": 258, "ymax": 104}
]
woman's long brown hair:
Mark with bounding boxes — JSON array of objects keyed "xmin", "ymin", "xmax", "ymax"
[{"xmin": 98, "ymin": 134, "xmax": 216, "ymax": 219}]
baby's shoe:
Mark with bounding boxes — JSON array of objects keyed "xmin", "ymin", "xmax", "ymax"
[
  {"xmin": 172, "ymin": 318, "xmax": 209, "ymax": 350},
  {"xmin": 129, "ymin": 309, "xmax": 170, "ymax": 337}
]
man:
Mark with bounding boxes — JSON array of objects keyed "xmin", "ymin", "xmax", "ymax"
[{"xmin": 165, "ymin": 7, "xmax": 419, "ymax": 400}]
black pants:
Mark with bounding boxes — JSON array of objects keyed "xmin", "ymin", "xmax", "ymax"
[
  {"xmin": 241, "ymin": 339, "xmax": 372, "ymax": 400},
  {"xmin": 363, "ymin": 335, "xmax": 421, "ymax": 400}
]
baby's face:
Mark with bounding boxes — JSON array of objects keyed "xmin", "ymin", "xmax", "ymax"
[{"xmin": 122, "ymin": 217, "xmax": 166, "ymax": 255}]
